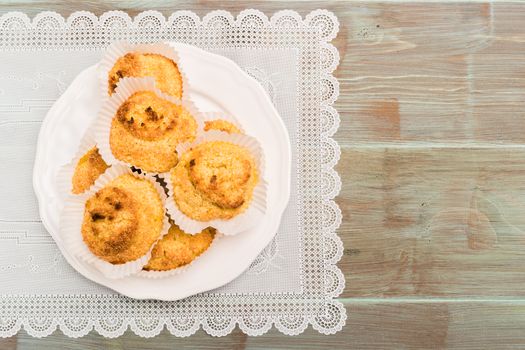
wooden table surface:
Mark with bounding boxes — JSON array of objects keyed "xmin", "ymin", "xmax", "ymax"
[{"xmin": 3, "ymin": 0, "xmax": 525, "ymax": 348}]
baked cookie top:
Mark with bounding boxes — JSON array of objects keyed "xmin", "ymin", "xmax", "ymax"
[
  {"xmin": 170, "ymin": 141, "xmax": 259, "ymax": 221},
  {"xmin": 81, "ymin": 174, "xmax": 164, "ymax": 264},
  {"xmin": 204, "ymin": 119, "xmax": 241, "ymax": 134},
  {"xmin": 71, "ymin": 146, "xmax": 109, "ymax": 194},
  {"xmin": 110, "ymin": 90, "xmax": 197, "ymax": 172},
  {"xmin": 108, "ymin": 52, "xmax": 183, "ymax": 98},
  {"xmin": 144, "ymin": 224, "xmax": 215, "ymax": 271}
]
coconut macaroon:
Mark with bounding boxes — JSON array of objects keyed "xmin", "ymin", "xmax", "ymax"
[
  {"xmin": 170, "ymin": 141, "xmax": 259, "ymax": 221},
  {"xmin": 108, "ymin": 52, "xmax": 183, "ymax": 98},
  {"xmin": 71, "ymin": 147, "xmax": 109, "ymax": 194},
  {"xmin": 204, "ymin": 119, "xmax": 241, "ymax": 134},
  {"xmin": 110, "ymin": 90, "xmax": 197, "ymax": 173},
  {"xmin": 81, "ymin": 174, "xmax": 164, "ymax": 264},
  {"xmin": 143, "ymin": 224, "xmax": 215, "ymax": 271}
]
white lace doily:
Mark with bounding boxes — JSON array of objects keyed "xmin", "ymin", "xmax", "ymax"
[{"xmin": 0, "ymin": 9, "xmax": 344, "ymax": 338}]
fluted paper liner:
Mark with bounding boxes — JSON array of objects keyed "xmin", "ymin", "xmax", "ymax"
[
  {"xmin": 60, "ymin": 164, "xmax": 170, "ymax": 279},
  {"xmin": 163, "ymin": 130, "xmax": 267, "ymax": 236},
  {"xmin": 97, "ymin": 41, "xmax": 189, "ymax": 102},
  {"xmin": 136, "ymin": 232, "xmax": 222, "ymax": 279},
  {"xmin": 56, "ymin": 128, "xmax": 110, "ymax": 199},
  {"xmin": 93, "ymin": 76, "xmax": 204, "ymax": 175}
]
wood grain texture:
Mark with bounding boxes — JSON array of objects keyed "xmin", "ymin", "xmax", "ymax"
[
  {"xmin": 3, "ymin": 0, "xmax": 525, "ymax": 348},
  {"xmin": 338, "ymin": 2, "xmax": 525, "ymax": 144},
  {"xmin": 342, "ymin": 147, "xmax": 525, "ymax": 296}
]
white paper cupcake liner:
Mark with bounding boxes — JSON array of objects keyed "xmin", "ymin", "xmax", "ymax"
[
  {"xmin": 199, "ymin": 111, "xmax": 245, "ymax": 135},
  {"xmin": 93, "ymin": 76, "xmax": 204, "ymax": 175},
  {"xmin": 56, "ymin": 128, "xmax": 108, "ymax": 199},
  {"xmin": 60, "ymin": 164, "xmax": 170, "ymax": 279},
  {"xmin": 97, "ymin": 41, "xmax": 189, "ymax": 102},
  {"xmin": 136, "ymin": 231, "xmax": 222, "ymax": 279},
  {"xmin": 164, "ymin": 130, "xmax": 267, "ymax": 236}
]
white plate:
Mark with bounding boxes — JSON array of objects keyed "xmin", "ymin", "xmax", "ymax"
[{"xmin": 32, "ymin": 43, "xmax": 291, "ymax": 300}]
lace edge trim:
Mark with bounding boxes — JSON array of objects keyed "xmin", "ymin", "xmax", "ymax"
[{"xmin": 0, "ymin": 303, "xmax": 347, "ymax": 338}]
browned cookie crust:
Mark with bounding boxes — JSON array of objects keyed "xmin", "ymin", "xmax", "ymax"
[
  {"xmin": 81, "ymin": 174, "xmax": 164, "ymax": 264},
  {"xmin": 110, "ymin": 91, "xmax": 197, "ymax": 172},
  {"xmin": 144, "ymin": 224, "xmax": 215, "ymax": 271},
  {"xmin": 108, "ymin": 52, "xmax": 183, "ymax": 98},
  {"xmin": 170, "ymin": 141, "xmax": 259, "ymax": 221},
  {"xmin": 71, "ymin": 147, "xmax": 109, "ymax": 194},
  {"xmin": 203, "ymin": 119, "xmax": 241, "ymax": 134}
]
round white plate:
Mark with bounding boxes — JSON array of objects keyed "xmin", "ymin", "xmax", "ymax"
[{"xmin": 32, "ymin": 43, "xmax": 291, "ymax": 300}]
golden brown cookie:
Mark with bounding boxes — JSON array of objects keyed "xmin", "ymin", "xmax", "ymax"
[
  {"xmin": 108, "ymin": 52, "xmax": 183, "ymax": 98},
  {"xmin": 170, "ymin": 141, "xmax": 259, "ymax": 221},
  {"xmin": 71, "ymin": 147, "xmax": 109, "ymax": 194},
  {"xmin": 204, "ymin": 119, "xmax": 241, "ymax": 134},
  {"xmin": 110, "ymin": 91, "xmax": 197, "ymax": 173},
  {"xmin": 143, "ymin": 224, "xmax": 215, "ymax": 271},
  {"xmin": 81, "ymin": 174, "xmax": 164, "ymax": 264}
]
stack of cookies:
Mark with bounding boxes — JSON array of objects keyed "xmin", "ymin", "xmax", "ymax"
[{"xmin": 58, "ymin": 42, "xmax": 266, "ymax": 279}]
